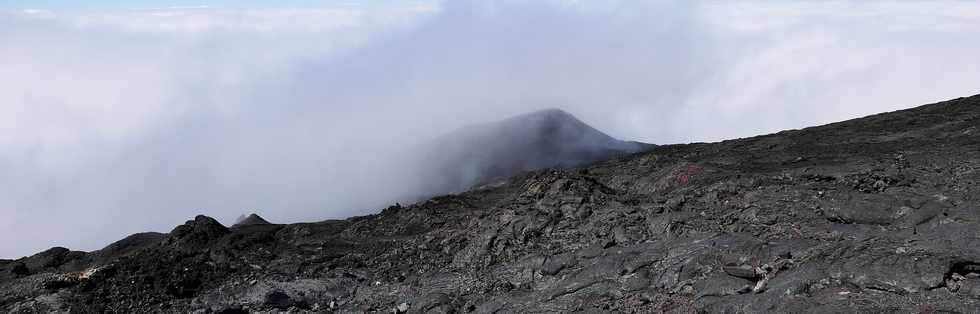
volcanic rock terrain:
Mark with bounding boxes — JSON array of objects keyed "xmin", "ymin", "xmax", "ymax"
[{"xmin": 2, "ymin": 95, "xmax": 980, "ymax": 313}]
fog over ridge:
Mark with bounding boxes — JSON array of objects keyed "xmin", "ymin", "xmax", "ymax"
[
  {"xmin": 2, "ymin": 1, "xmax": 980, "ymax": 258},
  {"xmin": 411, "ymin": 107, "xmax": 651, "ymax": 199}
]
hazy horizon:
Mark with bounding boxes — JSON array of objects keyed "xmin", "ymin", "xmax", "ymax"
[{"xmin": 3, "ymin": 0, "xmax": 980, "ymax": 258}]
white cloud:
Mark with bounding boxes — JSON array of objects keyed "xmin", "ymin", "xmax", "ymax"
[
  {"xmin": 673, "ymin": 1, "xmax": 980, "ymax": 141},
  {"xmin": 2, "ymin": 1, "xmax": 979, "ymax": 258},
  {"xmin": 0, "ymin": 4, "xmax": 435, "ymax": 166},
  {"xmin": 0, "ymin": 3, "xmax": 437, "ymax": 258}
]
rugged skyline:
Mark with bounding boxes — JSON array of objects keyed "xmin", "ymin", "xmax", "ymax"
[
  {"xmin": 3, "ymin": 1, "xmax": 980, "ymax": 258},
  {"xmin": 2, "ymin": 93, "xmax": 977, "ymax": 313}
]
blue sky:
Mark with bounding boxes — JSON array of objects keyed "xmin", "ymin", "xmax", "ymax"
[{"xmin": 0, "ymin": 0, "xmax": 429, "ymax": 9}]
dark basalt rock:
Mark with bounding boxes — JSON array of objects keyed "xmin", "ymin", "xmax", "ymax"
[
  {"xmin": 7, "ymin": 262, "xmax": 29, "ymax": 276},
  {"xmin": 25, "ymin": 247, "xmax": 71, "ymax": 270},
  {"xmin": 98, "ymin": 232, "xmax": 166, "ymax": 255},
  {"xmin": 263, "ymin": 290, "xmax": 295, "ymax": 309},
  {"xmin": 2, "ymin": 94, "xmax": 980, "ymax": 313},
  {"xmin": 168, "ymin": 215, "xmax": 229, "ymax": 252},
  {"xmin": 214, "ymin": 306, "xmax": 247, "ymax": 314}
]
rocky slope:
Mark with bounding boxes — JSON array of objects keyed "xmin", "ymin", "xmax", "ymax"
[{"xmin": 2, "ymin": 94, "xmax": 980, "ymax": 313}]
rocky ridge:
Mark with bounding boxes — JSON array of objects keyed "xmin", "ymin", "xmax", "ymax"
[{"xmin": 1, "ymin": 95, "xmax": 980, "ymax": 313}]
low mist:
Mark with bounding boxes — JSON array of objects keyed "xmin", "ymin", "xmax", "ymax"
[
  {"xmin": 412, "ymin": 108, "xmax": 649, "ymax": 198},
  {"xmin": 3, "ymin": 1, "xmax": 980, "ymax": 258}
]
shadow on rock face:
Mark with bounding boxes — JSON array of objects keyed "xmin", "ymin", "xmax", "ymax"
[
  {"xmin": 92, "ymin": 232, "xmax": 167, "ymax": 263},
  {"xmin": 264, "ymin": 290, "xmax": 296, "ymax": 309}
]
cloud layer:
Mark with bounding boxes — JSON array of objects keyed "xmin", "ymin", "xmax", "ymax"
[{"xmin": 2, "ymin": 1, "xmax": 979, "ymax": 258}]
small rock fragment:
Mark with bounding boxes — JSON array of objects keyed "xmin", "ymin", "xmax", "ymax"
[
  {"xmin": 395, "ymin": 302, "xmax": 410, "ymax": 313},
  {"xmin": 723, "ymin": 264, "xmax": 759, "ymax": 279}
]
